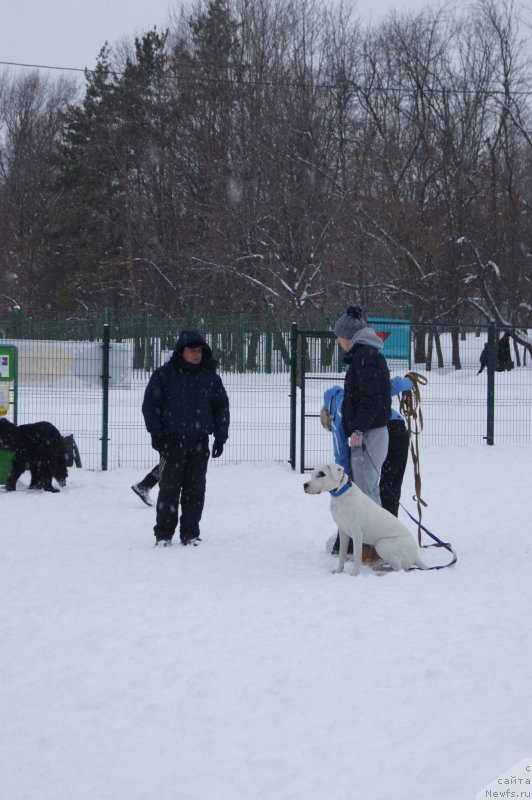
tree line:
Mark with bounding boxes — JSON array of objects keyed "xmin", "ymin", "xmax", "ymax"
[{"xmin": 0, "ymin": 0, "xmax": 531, "ymax": 329}]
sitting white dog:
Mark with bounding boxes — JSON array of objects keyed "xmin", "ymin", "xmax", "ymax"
[{"xmin": 304, "ymin": 463, "xmax": 426, "ymax": 576}]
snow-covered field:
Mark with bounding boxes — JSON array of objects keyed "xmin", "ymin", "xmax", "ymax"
[{"xmin": 1, "ymin": 445, "xmax": 531, "ymax": 800}]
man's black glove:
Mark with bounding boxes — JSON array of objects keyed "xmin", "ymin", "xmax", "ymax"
[
  {"xmin": 212, "ymin": 440, "xmax": 224, "ymax": 458},
  {"xmin": 151, "ymin": 435, "xmax": 165, "ymax": 454}
]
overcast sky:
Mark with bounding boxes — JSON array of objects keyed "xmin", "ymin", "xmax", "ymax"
[{"xmin": 1, "ymin": 0, "xmax": 441, "ymax": 75}]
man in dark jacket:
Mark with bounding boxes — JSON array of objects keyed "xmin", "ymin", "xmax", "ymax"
[
  {"xmin": 497, "ymin": 331, "xmax": 514, "ymax": 371},
  {"xmin": 142, "ymin": 330, "xmax": 230, "ymax": 546},
  {"xmin": 334, "ymin": 304, "xmax": 391, "ymax": 506},
  {"xmin": 477, "ymin": 342, "xmax": 489, "ymax": 375}
]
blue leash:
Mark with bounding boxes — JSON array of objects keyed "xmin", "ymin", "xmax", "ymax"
[{"xmin": 396, "ymin": 500, "xmax": 457, "ymax": 571}]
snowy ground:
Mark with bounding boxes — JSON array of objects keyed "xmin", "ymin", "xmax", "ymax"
[{"xmin": 1, "ymin": 446, "xmax": 531, "ymax": 800}]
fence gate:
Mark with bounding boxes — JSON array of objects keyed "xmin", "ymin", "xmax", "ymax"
[
  {"xmin": 290, "ymin": 329, "xmax": 341, "ymax": 473},
  {"xmin": 292, "ymin": 320, "xmax": 411, "ymax": 473}
]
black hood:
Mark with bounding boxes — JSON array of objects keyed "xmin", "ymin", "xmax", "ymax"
[{"xmin": 173, "ymin": 330, "xmax": 212, "ymax": 358}]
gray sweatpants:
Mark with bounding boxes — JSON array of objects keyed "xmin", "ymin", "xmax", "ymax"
[{"xmin": 350, "ymin": 425, "xmax": 389, "ymax": 506}]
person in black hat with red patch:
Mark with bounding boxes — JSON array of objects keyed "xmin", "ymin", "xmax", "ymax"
[{"xmin": 142, "ymin": 330, "xmax": 229, "ymax": 547}]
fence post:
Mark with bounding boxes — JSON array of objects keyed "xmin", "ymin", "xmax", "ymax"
[
  {"xmin": 101, "ymin": 323, "xmax": 110, "ymax": 470},
  {"xmin": 299, "ymin": 333, "xmax": 306, "ymax": 474},
  {"xmin": 486, "ymin": 323, "xmax": 496, "ymax": 445},
  {"xmin": 265, "ymin": 313, "xmax": 273, "ymax": 374},
  {"xmin": 237, "ymin": 316, "xmax": 245, "ymax": 373},
  {"xmin": 11, "ymin": 305, "xmax": 21, "ymax": 338},
  {"xmin": 290, "ymin": 322, "xmax": 298, "ymax": 469}
]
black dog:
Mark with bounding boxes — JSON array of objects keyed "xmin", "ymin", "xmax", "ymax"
[{"xmin": 0, "ymin": 418, "xmax": 68, "ymax": 492}]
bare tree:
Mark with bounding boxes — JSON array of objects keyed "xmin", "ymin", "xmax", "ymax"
[
  {"xmin": 1, "ymin": 0, "xmax": 531, "ymax": 326},
  {"xmin": 0, "ymin": 70, "xmax": 78, "ymax": 314}
]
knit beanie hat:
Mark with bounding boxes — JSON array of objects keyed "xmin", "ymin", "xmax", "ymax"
[{"xmin": 334, "ymin": 304, "xmax": 367, "ymax": 340}]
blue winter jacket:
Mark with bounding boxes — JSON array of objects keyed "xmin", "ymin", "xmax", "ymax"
[
  {"xmin": 142, "ymin": 331, "xmax": 230, "ymax": 443},
  {"xmin": 389, "ymin": 376, "xmax": 413, "ymax": 421},
  {"xmin": 325, "ymin": 376, "xmax": 413, "ymax": 474},
  {"xmin": 323, "ymin": 386, "xmax": 350, "ymax": 474}
]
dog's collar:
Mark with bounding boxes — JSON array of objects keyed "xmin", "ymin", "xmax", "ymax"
[{"xmin": 330, "ymin": 479, "xmax": 352, "ymax": 497}]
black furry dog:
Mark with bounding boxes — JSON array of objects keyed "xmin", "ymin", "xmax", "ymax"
[{"xmin": 0, "ymin": 418, "xmax": 68, "ymax": 492}]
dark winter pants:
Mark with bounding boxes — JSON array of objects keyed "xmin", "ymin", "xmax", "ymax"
[
  {"xmin": 154, "ymin": 437, "xmax": 210, "ymax": 542},
  {"xmin": 379, "ymin": 419, "xmax": 409, "ymax": 517},
  {"xmin": 138, "ymin": 464, "xmax": 160, "ymax": 491}
]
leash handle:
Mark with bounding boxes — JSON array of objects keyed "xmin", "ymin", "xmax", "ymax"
[{"xmin": 400, "ymin": 372, "xmax": 428, "ymax": 544}]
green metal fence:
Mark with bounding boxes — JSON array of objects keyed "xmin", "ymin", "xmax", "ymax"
[
  {"xmin": 0, "ymin": 314, "xmax": 530, "ymax": 473},
  {"xmin": 0, "ymin": 314, "xmax": 294, "ymax": 471},
  {"xmin": 294, "ymin": 322, "xmax": 532, "ymax": 472}
]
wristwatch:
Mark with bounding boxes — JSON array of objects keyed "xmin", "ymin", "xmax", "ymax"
[{"xmin": 353, "ymin": 430, "xmax": 364, "ymax": 437}]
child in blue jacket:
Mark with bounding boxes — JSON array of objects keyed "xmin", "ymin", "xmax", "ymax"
[{"xmin": 323, "ymin": 376, "xmax": 413, "ymax": 554}]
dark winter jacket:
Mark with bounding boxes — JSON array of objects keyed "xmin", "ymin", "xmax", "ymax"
[
  {"xmin": 142, "ymin": 331, "xmax": 230, "ymax": 444},
  {"xmin": 478, "ymin": 343, "xmax": 489, "ymax": 374},
  {"xmin": 341, "ymin": 327, "xmax": 391, "ymax": 436},
  {"xmin": 497, "ymin": 333, "xmax": 514, "ymax": 370}
]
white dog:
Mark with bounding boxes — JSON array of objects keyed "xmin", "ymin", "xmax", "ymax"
[{"xmin": 304, "ymin": 463, "xmax": 426, "ymax": 576}]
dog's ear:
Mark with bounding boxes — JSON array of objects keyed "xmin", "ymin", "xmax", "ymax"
[
  {"xmin": 331, "ymin": 463, "xmax": 344, "ymax": 481},
  {"xmin": 323, "ymin": 463, "xmax": 335, "ymax": 481}
]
